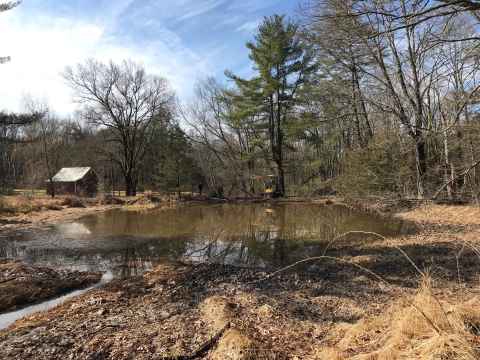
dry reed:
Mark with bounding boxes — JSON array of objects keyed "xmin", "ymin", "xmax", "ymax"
[{"xmin": 332, "ymin": 275, "xmax": 480, "ymax": 359}]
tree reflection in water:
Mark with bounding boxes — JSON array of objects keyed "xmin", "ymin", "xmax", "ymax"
[
  {"xmin": 120, "ymin": 245, "xmax": 156, "ymax": 277},
  {"xmin": 0, "ymin": 203, "xmax": 415, "ymax": 275}
]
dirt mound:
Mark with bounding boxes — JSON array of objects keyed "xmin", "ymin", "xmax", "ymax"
[{"xmin": 211, "ymin": 329, "xmax": 256, "ymax": 359}]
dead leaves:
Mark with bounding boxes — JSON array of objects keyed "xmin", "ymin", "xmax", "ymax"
[{"xmin": 0, "ymin": 251, "xmax": 479, "ymax": 359}]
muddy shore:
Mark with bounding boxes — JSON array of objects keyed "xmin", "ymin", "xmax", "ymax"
[{"xmin": 0, "ymin": 197, "xmax": 479, "ymax": 359}]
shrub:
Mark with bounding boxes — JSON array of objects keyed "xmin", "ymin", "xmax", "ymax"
[
  {"xmin": 337, "ymin": 133, "xmax": 413, "ymax": 200},
  {"xmin": 45, "ymin": 203, "xmax": 63, "ymax": 210},
  {"xmin": 59, "ymin": 195, "xmax": 78, "ymax": 206},
  {"xmin": 59, "ymin": 195, "xmax": 85, "ymax": 208},
  {"xmin": 147, "ymin": 192, "xmax": 161, "ymax": 202}
]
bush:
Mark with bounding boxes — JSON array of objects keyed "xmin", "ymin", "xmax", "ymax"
[
  {"xmin": 146, "ymin": 192, "xmax": 161, "ymax": 202},
  {"xmin": 45, "ymin": 203, "xmax": 63, "ymax": 210},
  {"xmin": 104, "ymin": 196, "xmax": 125, "ymax": 205},
  {"xmin": 59, "ymin": 195, "xmax": 85, "ymax": 208},
  {"xmin": 59, "ymin": 195, "xmax": 78, "ymax": 206},
  {"xmin": 337, "ymin": 133, "xmax": 414, "ymax": 200},
  {"xmin": 84, "ymin": 192, "xmax": 109, "ymax": 205}
]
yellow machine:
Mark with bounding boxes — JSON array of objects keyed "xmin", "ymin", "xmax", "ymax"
[
  {"xmin": 251, "ymin": 206, "xmax": 277, "ymax": 228},
  {"xmin": 249, "ymin": 175, "xmax": 280, "ymax": 197}
]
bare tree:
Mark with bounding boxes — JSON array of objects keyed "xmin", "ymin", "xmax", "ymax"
[
  {"xmin": 21, "ymin": 94, "xmax": 62, "ymax": 197},
  {"xmin": 0, "ymin": 110, "xmax": 40, "ymax": 187},
  {"xmin": 179, "ymin": 76, "xmax": 264, "ymax": 196},
  {"xmin": 297, "ymin": 0, "xmax": 480, "ymax": 40},
  {"xmin": 61, "ymin": 58, "xmax": 176, "ymax": 196}
]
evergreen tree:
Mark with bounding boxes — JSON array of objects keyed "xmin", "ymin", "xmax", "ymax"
[
  {"xmin": 154, "ymin": 124, "xmax": 198, "ymax": 197},
  {"xmin": 225, "ymin": 14, "xmax": 316, "ymax": 194}
]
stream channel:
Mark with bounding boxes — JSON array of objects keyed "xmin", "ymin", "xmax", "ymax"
[{"xmin": 0, "ymin": 203, "xmax": 415, "ymax": 328}]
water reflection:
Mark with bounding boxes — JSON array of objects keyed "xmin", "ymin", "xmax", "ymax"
[{"xmin": 0, "ymin": 203, "xmax": 414, "ymax": 276}]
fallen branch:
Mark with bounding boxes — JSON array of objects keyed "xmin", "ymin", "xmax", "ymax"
[
  {"xmin": 0, "ymin": 277, "xmax": 15, "ymax": 284},
  {"xmin": 187, "ymin": 321, "xmax": 231, "ymax": 359},
  {"xmin": 161, "ymin": 321, "xmax": 231, "ymax": 360}
]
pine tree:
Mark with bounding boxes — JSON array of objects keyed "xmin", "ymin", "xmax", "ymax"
[
  {"xmin": 225, "ymin": 14, "xmax": 315, "ymax": 194},
  {"xmin": 154, "ymin": 124, "xmax": 198, "ymax": 197}
]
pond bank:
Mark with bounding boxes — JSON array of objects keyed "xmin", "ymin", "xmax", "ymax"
[
  {"xmin": 0, "ymin": 197, "xmax": 479, "ymax": 358},
  {"xmin": 0, "ymin": 261, "xmax": 102, "ymax": 313}
]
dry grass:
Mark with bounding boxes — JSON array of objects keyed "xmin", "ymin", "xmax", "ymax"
[
  {"xmin": 44, "ymin": 203, "xmax": 62, "ymax": 210},
  {"xmin": 0, "ymin": 195, "xmax": 41, "ymax": 213},
  {"xmin": 202, "ymin": 296, "xmax": 232, "ymax": 332},
  {"xmin": 121, "ymin": 204, "xmax": 157, "ymax": 211},
  {"xmin": 396, "ymin": 203, "xmax": 480, "ymax": 227},
  {"xmin": 332, "ymin": 275, "xmax": 480, "ymax": 359},
  {"xmin": 13, "ymin": 189, "xmax": 47, "ymax": 197},
  {"xmin": 1, "ymin": 195, "xmax": 32, "ymax": 207}
]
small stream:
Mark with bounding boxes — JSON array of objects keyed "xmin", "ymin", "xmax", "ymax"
[{"xmin": 0, "ymin": 203, "xmax": 416, "ymax": 328}]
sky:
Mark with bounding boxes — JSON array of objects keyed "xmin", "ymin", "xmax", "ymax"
[{"xmin": 0, "ymin": 0, "xmax": 297, "ymax": 116}]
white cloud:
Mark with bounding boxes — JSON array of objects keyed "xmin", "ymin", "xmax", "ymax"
[
  {"xmin": 0, "ymin": 11, "xmax": 105, "ymax": 114},
  {"xmin": 227, "ymin": 0, "xmax": 277, "ymax": 12},
  {"xmin": 0, "ymin": 0, "xmax": 296, "ymax": 117},
  {"xmin": 0, "ymin": 4, "xmax": 205, "ymax": 115},
  {"xmin": 177, "ymin": 0, "xmax": 225, "ymax": 21},
  {"xmin": 236, "ymin": 20, "xmax": 262, "ymax": 33}
]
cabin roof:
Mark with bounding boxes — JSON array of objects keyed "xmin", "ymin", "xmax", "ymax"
[{"xmin": 51, "ymin": 167, "xmax": 94, "ymax": 182}]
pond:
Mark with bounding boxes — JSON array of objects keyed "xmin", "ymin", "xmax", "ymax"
[{"xmin": 0, "ymin": 203, "xmax": 414, "ymax": 277}]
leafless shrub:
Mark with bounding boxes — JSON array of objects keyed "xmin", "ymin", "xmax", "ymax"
[
  {"xmin": 59, "ymin": 195, "xmax": 85, "ymax": 208},
  {"xmin": 45, "ymin": 203, "xmax": 62, "ymax": 210}
]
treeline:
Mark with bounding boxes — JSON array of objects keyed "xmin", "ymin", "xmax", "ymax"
[
  {"xmin": 2, "ymin": 0, "xmax": 480, "ymax": 202},
  {"xmin": 0, "ymin": 106, "xmax": 200, "ymax": 196},
  {"xmin": 183, "ymin": 0, "xmax": 480, "ymax": 203}
]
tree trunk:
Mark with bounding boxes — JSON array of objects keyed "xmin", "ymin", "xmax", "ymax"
[
  {"xmin": 441, "ymin": 112, "xmax": 454, "ymax": 200},
  {"xmin": 125, "ymin": 172, "xmax": 132, "ymax": 196},
  {"xmin": 415, "ymin": 133, "xmax": 426, "ymax": 199}
]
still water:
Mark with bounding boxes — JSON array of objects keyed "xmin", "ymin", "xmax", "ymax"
[{"xmin": 0, "ymin": 203, "xmax": 414, "ymax": 277}]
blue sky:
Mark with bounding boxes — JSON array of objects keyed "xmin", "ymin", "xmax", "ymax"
[{"xmin": 0, "ymin": 0, "xmax": 297, "ymax": 115}]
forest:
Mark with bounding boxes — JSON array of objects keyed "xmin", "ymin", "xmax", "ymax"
[{"xmin": 2, "ymin": 0, "xmax": 480, "ymax": 203}]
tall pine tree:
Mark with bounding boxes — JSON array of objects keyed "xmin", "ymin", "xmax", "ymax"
[{"xmin": 225, "ymin": 14, "xmax": 315, "ymax": 194}]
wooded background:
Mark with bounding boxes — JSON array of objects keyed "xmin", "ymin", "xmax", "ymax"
[{"xmin": 2, "ymin": 0, "xmax": 480, "ymax": 202}]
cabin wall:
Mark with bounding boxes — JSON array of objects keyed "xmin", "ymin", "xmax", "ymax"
[{"xmin": 46, "ymin": 170, "xmax": 99, "ymax": 196}]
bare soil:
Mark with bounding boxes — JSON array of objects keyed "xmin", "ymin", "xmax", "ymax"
[
  {"xmin": 0, "ymin": 262, "xmax": 102, "ymax": 312},
  {"xmin": 0, "ymin": 197, "xmax": 479, "ymax": 359}
]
